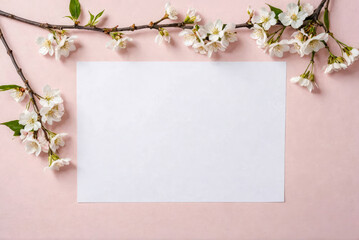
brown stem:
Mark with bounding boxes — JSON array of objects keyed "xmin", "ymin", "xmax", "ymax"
[
  {"xmin": 325, "ymin": 0, "xmax": 331, "ymax": 9},
  {"xmin": 308, "ymin": 0, "xmax": 328, "ymax": 21},
  {"xmin": 0, "ymin": 27, "xmax": 50, "ymax": 142},
  {"xmin": 152, "ymin": 14, "xmax": 169, "ymax": 26},
  {"xmin": 0, "ymin": 0, "xmax": 328, "ymax": 34}
]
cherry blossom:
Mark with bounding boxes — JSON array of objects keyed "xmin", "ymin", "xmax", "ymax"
[
  {"xmin": 19, "ymin": 110, "xmax": 41, "ymax": 132},
  {"xmin": 36, "ymin": 33, "xmax": 55, "ymax": 56},
  {"xmin": 278, "ymin": 3, "xmax": 308, "ymax": 29}
]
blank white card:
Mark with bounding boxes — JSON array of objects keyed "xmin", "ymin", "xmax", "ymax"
[{"xmin": 77, "ymin": 62, "xmax": 286, "ymax": 202}]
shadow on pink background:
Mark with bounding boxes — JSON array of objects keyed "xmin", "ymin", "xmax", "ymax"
[{"xmin": 0, "ymin": 0, "xmax": 358, "ymax": 239}]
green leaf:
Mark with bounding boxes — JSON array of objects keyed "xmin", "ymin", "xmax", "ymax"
[
  {"xmin": 86, "ymin": 10, "xmax": 105, "ymax": 27},
  {"xmin": 324, "ymin": 8, "xmax": 330, "ymax": 31},
  {"xmin": 89, "ymin": 11, "xmax": 94, "ymax": 22},
  {"xmin": 267, "ymin": 4, "xmax": 283, "ymax": 19},
  {"xmin": 1, "ymin": 120, "xmax": 25, "ymax": 136},
  {"xmin": 0, "ymin": 85, "xmax": 22, "ymax": 91},
  {"xmin": 85, "ymin": 11, "xmax": 95, "ymax": 26},
  {"xmin": 64, "ymin": 15, "xmax": 74, "ymax": 21},
  {"xmin": 69, "ymin": 0, "xmax": 81, "ymax": 20},
  {"xmin": 94, "ymin": 10, "xmax": 104, "ymax": 21}
]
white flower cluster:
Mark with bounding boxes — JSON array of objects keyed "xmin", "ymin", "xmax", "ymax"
[
  {"xmin": 14, "ymin": 85, "xmax": 70, "ymax": 171},
  {"xmin": 250, "ymin": 3, "xmax": 317, "ymax": 56},
  {"xmin": 179, "ymin": 19, "xmax": 238, "ymax": 57},
  {"xmin": 155, "ymin": 6, "xmax": 201, "ymax": 46},
  {"xmin": 36, "ymin": 32, "xmax": 77, "ymax": 60},
  {"xmin": 155, "ymin": 28, "xmax": 171, "ymax": 45},
  {"xmin": 324, "ymin": 47, "xmax": 359, "ymax": 74},
  {"xmin": 290, "ymin": 72, "xmax": 317, "ymax": 92},
  {"xmin": 249, "ymin": 2, "xmax": 359, "ymax": 92},
  {"xmin": 33, "ymin": 1, "xmax": 358, "ymax": 93},
  {"xmin": 105, "ymin": 3, "xmax": 236, "ymax": 57},
  {"xmin": 106, "ymin": 32, "xmax": 133, "ymax": 51}
]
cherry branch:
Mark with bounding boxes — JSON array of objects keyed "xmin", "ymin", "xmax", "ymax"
[
  {"xmin": 0, "ymin": 27, "xmax": 50, "ymax": 141},
  {"xmin": 0, "ymin": 0, "xmax": 327, "ymax": 34},
  {"xmin": 309, "ymin": 0, "xmax": 328, "ymax": 20}
]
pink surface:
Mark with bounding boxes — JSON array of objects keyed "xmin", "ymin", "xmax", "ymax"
[{"xmin": 0, "ymin": 0, "xmax": 358, "ymax": 239}]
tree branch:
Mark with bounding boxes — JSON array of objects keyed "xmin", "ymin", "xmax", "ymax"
[
  {"xmin": 308, "ymin": 0, "xmax": 328, "ymax": 20},
  {"xmin": 0, "ymin": 0, "xmax": 328, "ymax": 34},
  {"xmin": 0, "ymin": 27, "xmax": 49, "ymax": 141}
]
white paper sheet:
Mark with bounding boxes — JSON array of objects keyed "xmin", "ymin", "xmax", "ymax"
[{"xmin": 77, "ymin": 62, "xmax": 286, "ymax": 202}]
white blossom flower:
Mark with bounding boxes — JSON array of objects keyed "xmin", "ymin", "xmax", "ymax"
[
  {"xmin": 292, "ymin": 29, "xmax": 308, "ymax": 41},
  {"xmin": 24, "ymin": 137, "xmax": 42, "ymax": 156},
  {"xmin": 324, "ymin": 55, "xmax": 348, "ymax": 74},
  {"xmin": 9, "ymin": 87, "xmax": 26, "ymax": 102},
  {"xmin": 197, "ymin": 26, "xmax": 209, "ymax": 39},
  {"xmin": 165, "ymin": 2, "xmax": 178, "ymax": 20},
  {"xmin": 20, "ymin": 129, "xmax": 33, "ymax": 142},
  {"xmin": 184, "ymin": 8, "xmax": 201, "ymax": 23},
  {"xmin": 192, "ymin": 40, "xmax": 208, "ymax": 55},
  {"xmin": 55, "ymin": 35, "xmax": 77, "ymax": 60},
  {"xmin": 19, "ymin": 110, "xmax": 41, "ymax": 132},
  {"xmin": 291, "ymin": 75, "xmax": 316, "ymax": 92},
  {"xmin": 50, "ymin": 133, "xmax": 67, "ymax": 152},
  {"xmin": 206, "ymin": 40, "xmax": 226, "ymax": 58},
  {"xmin": 301, "ymin": 33, "xmax": 328, "ymax": 55},
  {"xmin": 204, "ymin": 19, "xmax": 224, "ymax": 42},
  {"xmin": 220, "ymin": 23, "xmax": 238, "ymax": 47},
  {"xmin": 179, "ymin": 29, "xmax": 198, "ymax": 46},
  {"xmin": 37, "ymin": 130, "xmax": 49, "ymax": 153},
  {"xmin": 324, "ymin": 61, "xmax": 348, "ymax": 74},
  {"xmin": 301, "ymin": 3, "xmax": 314, "ymax": 15},
  {"xmin": 106, "ymin": 36, "xmax": 132, "ymax": 51},
  {"xmin": 250, "ymin": 24, "xmax": 267, "ymax": 48},
  {"xmin": 45, "ymin": 158, "xmax": 71, "ymax": 171},
  {"xmin": 40, "ymin": 103, "xmax": 65, "ymax": 125},
  {"xmin": 343, "ymin": 47, "xmax": 359, "ymax": 66},
  {"xmin": 289, "ymin": 39, "xmax": 304, "ymax": 56},
  {"xmin": 252, "ymin": 8, "xmax": 277, "ymax": 30},
  {"xmin": 268, "ymin": 40, "xmax": 290, "ymax": 58},
  {"xmin": 106, "ymin": 39, "xmax": 119, "ymax": 51},
  {"xmin": 288, "ymin": 30, "xmax": 307, "ymax": 56},
  {"xmin": 278, "ymin": 3, "xmax": 308, "ymax": 29},
  {"xmin": 155, "ymin": 28, "xmax": 171, "ymax": 44},
  {"xmin": 39, "ymin": 85, "xmax": 63, "ymax": 108},
  {"xmin": 36, "ymin": 34, "xmax": 55, "ymax": 56}
]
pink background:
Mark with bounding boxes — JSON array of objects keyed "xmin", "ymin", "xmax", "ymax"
[{"xmin": 0, "ymin": 0, "xmax": 359, "ymax": 239}]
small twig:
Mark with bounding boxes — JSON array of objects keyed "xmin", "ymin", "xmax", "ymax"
[
  {"xmin": 152, "ymin": 14, "xmax": 169, "ymax": 25},
  {"xmin": 0, "ymin": 27, "xmax": 50, "ymax": 142}
]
